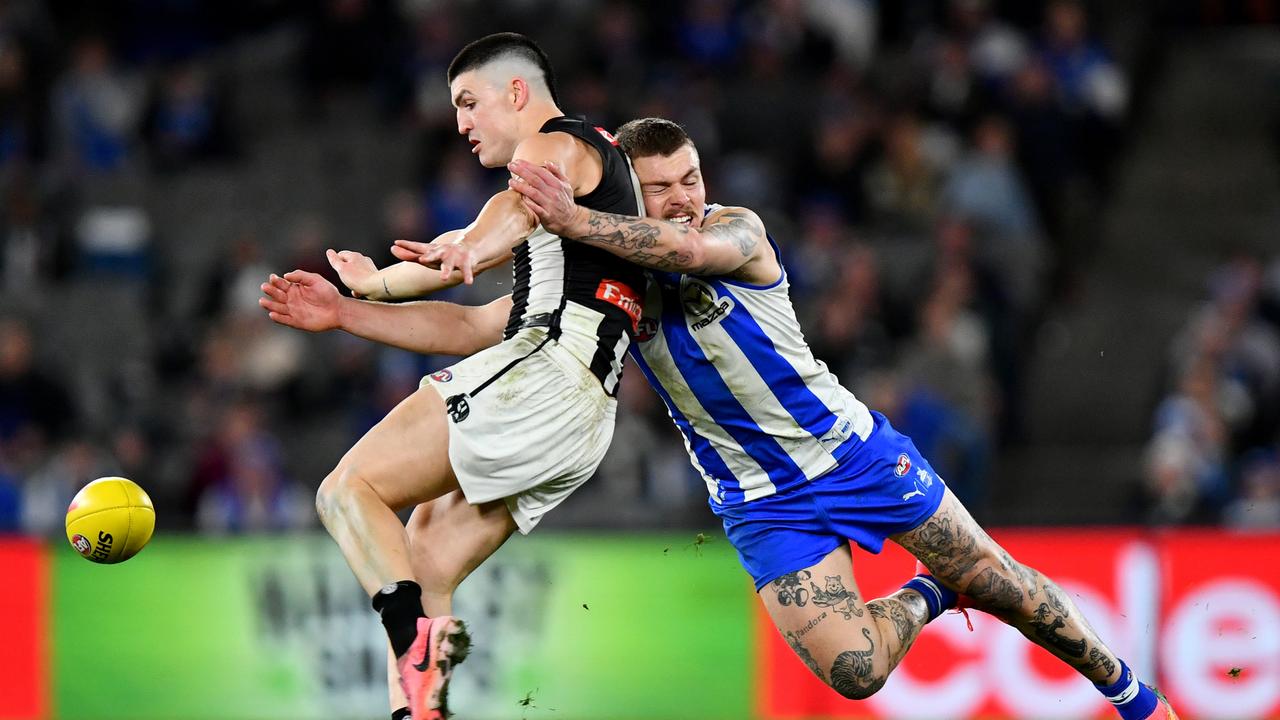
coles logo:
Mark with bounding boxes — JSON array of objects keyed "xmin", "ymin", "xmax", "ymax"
[
  {"xmin": 70, "ymin": 533, "xmax": 92, "ymax": 556},
  {"xmin": 430, "ymin": 369, "xmax": 453, "ymax": 383},
  {"xmin": 594, "ymin": 126, "xmax": 619, "ymax": 146},
  {"xmin": 894, "ymin": 453, "xmax": 912, "ymax": 477},
  {"xmin": 637, "ymin": 317, "xmax": 658, "ymax": 342}
]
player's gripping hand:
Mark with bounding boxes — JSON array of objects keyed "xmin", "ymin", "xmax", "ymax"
[
  {"xmin": 507, "ymin": 159, "xmax": 582, "ymax": 236},
  {"xmin": 326, "ymin": 249, "xmax": 381, "ymax": 298},
  {"xmin": 259, "ymin": 271, "xmax": 341, "ymax": 332},
  {"xmin": 392, "ymin": 238, "xmax": 478, "ymax": 285}
]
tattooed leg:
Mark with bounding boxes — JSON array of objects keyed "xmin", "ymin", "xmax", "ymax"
[
  {"xmin": 759, "ymin": 543, "xmax": 930, "ymax": 700},
  {"xmin": 894, "ymin": 489, "xmax": 1123, "ymax": 685}
]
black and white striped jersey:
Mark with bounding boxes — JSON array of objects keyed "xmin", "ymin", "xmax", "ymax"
[{"xmin": 503, "ymin": 116, "xmax": 646, "ymax": 396}]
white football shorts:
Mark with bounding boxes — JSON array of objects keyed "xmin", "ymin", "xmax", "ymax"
[{"xmin": 421, "ymin": 326, "xmax": 616, "ymax": 534}]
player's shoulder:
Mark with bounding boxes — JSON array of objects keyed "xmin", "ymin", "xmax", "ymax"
[
  {"xmin": 705, "ymin": 204, "xmax": 766, "ymax": 231},
  {"xmin": 514, "ymin": 129, "xmax": 580, "ymax": 158}
]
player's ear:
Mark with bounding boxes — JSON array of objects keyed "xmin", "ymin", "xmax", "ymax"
[{"xmin": 511, "ymin": 77, "xmax": 530, "ymax": 111}]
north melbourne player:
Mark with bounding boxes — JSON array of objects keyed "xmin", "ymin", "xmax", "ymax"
[{"xmin": 491, "ymin": 118, "xmax": 1179, "ymax": 720}]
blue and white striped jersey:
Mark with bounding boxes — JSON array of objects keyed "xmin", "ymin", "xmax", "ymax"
[{"xmin": 628, "ymin": 204, "xmax": 875, "ymax": 510}]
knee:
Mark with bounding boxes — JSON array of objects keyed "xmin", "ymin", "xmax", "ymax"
[
  {"xmin": 315, "ymin": 465, "xmax": 358, "ymax": 525},
  {"xmin": 831, "ymin": 673, "xmax": 887, "ymax": 701}
]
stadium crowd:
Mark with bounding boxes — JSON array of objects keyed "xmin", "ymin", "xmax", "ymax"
[{"xmin": 0, "ymin": 0, "xmax": 1269, "ymax": 535}]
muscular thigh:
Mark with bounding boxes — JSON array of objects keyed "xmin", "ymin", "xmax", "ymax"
[
  {"xmin": 336, "ymin": 384, "xmax": 458, "ymax": 511},
  {"xmin": 892, "ymin": 488, "xmax": 1033, "ymax": 612},
  {"xmin": 759, "ymin": 544, "xmax": 879, "ymax": 685}
]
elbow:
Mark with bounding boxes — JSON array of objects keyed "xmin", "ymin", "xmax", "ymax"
[{"xmin": 683, "ymin": 239, "xmax": 709, "ymax": 273}]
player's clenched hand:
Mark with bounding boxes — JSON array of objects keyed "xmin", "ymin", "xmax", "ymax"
[
  {"xmin": 392, "ymin": 238, "xmax": 477, "ymax": 285},
  {"xmin": 258, "ymin": 270, "xmax": 341, "ymax": 332},
  {"xmin": 507, "ymin": 159, "xmax": 581, "ymax": 236},
  {"xmin": 326, "ymin": 249, "xmax": 380, "ymax": 298}
]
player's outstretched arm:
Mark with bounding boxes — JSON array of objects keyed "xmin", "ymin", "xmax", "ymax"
[
  {"xmin": 398, "ymin": 132, "xmax": 595, "ymax": 283},
  {"xmin": 508, "ymin": 159, "xmax": 777, "ymax": 283},
  {"xmin": 330, "ymin": 229, "xmax": 510, "ymax": 301},
  {"xmin": 259, "ymin": 270, "xmax": 509, "ymax": 356}
]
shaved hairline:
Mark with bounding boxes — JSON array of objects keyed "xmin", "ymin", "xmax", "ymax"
[{"xmin": 452, "ymin": 56, "xmax": 553, "ymax": 103}]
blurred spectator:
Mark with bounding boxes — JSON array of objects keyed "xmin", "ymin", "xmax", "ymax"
[
  {"xmin": 141, "ymin": 60, "xmax": 237, "ymax": 172},
  {"xmin": 0, "ymin": 178, "xmax": 75, "ymax": 299},
  {"xmin": 864, "ymin": 111, "xmax": 949, "ymax": 233},
  {"xmin": 1223, "ymin": 449, "xmax": 1280, "ymax": 530},
  {"xmin": 943, "ymin": 115, "xmax": 1040, "ymax": 243},
  {"xmin": 1039, "ymin": 0, "xmax": 1128, "ymax": 121},
  {"xmin": 808, "ymin": 242, "xmax": 895, "ymax": 383},
  {"xmin": 1038, "ymin": 0, "xmax": 1127, "ymax": 190},
  {"xmin": 424, "ymin": 146, "xmax": 494, "ymax": 236},
  {"xmin": 0, "ymin": 317, "xmax": 75, "ymax": 456},
  {"xmin": 0, "ymin": 41, "xmax": 40, "ymax": 167},
  {"xmin": 21, "ymin": 438, "xmax": 114, "ymax": 535},
  {"xmin": 74, "ymin": 204, "xmax": 153, "ymax": 278},
  {"xmin": 1145, "ymin": 358, "xmax": 1231, "ymax": 523},
  {"xmin": 395, "ymin": 5, "xmax": 460, "ymax": 125},
  {"xmin": 198, "ymin": 231, "xmax": 272, "ymax": 323},
  {"xmin": 194, "ymin": 401, "xmax": 310, "ymax": 534},
  {"xmin": 898, "ymin": 261, "xmax": 996, "ymax": 433},
  {"xmin": 53, "ymin": 37, "xmax": 144, "ymax": 172},
  {"xmin": 942, "ymin": 114, "xmax": 1047, "ymax": 311},
  {"xmin": 677, "ymin": 0, "xmax": 743, "ymax": 70}
]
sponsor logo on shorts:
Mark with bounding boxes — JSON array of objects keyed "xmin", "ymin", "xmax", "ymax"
[
  {"xmin": 597, "ymin": 278, "xmax": 643, "ymax": 331},
  {"xmin": 636, "ymin": 317, "xmax": 658, "ymax": 342},
  {"xmin": 71, "ymin": 533, "xmax": 92, "ymax": 556},
  {"xmin": 445, "ymin": 394, "xmax": 470, "ymax": 423},
  {"xmin": 430, "ymin": 369, "xmax": 453, "ymax": 383},
  {"xmin": 894, "ymin": 453, "xmax": 912, "ymax": 477}
]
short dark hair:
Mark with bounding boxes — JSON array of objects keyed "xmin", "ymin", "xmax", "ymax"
[
  {"xmin": 616, "ymin": 118, "xmax": 694, "ymax": 159},
  {"xmin": 447, "ymin": 32, "xmax": 559, "ymax": 105}
]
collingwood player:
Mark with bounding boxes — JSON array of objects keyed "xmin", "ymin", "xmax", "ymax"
[{"xmin": 261, "ymin": 33, "xmax": 644, "ymax": 720}]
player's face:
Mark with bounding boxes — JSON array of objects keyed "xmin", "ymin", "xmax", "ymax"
[
  {"xmin": 632, "ymin": 144, "xmax": 707, "ymax": 229},
  {"xmin": 451, "ymin": 70, "xmax": 521, "ymax": 168}
]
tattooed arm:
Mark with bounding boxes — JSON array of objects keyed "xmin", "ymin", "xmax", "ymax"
[{"xmin": 508, "ymin": 159, "xmax": 780, "ymax": 284}]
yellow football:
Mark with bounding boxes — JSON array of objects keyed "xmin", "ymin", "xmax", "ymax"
[{"xmin": 65, "ymin": 477, "xmax": 155, "ymax": 564}]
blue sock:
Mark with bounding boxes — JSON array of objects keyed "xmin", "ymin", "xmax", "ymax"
[
  {"xmin": 1095, "ymin": 660, "xmax": 1159, "ymax": 720},
  {"xmin": 902, "ymin": 574, "xmax": 958, "ymax": 621}
]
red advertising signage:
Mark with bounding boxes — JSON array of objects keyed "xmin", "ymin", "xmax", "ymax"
[
  {"xmin": 0, "ymin": 538, "xmax": 48, "ymax": 720},
  {"xmin": 756, "ymin": 530, "xmax": 1280, "ymax": 720},
  {"xmin": 1158, "ymin": 531, "xmax": 1280, "ymax": 720}
]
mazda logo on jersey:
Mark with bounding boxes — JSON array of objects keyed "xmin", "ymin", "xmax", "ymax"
[{"xmin": 683, "ymin": 280, "xmax": 734, "ymax": 332}]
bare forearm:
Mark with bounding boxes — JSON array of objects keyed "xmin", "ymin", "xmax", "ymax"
[
  {"xmin": 460, "ymin": 190, "xmax": 537, "ymax": 264},
  {"xmin": 563, "ymin": 209, "xmax": 701, "ymax": 271},
  {"xmin": 336, "ymin": 297, "xmax": 501, "ymax": 356},
  {"xmin": 370, "ymin": 261, "xmax": 461, "ymax": 300}
]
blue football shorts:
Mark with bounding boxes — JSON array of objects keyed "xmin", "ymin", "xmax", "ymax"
[{"xmin": 717, "ymin": 412, "xmax": 947, "ymax": 591}]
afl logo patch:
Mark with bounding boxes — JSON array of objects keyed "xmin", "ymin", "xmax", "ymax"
[
  {"xmin": 894, "ymin": 453, "xmax": 912, "ymax": 477},
  {"xmin": 71, "ymin": 533, "xmax": 92, "ymax": 556},
  {"xmin": 430, "ymin": 369, "xmax": 453, "ymax": 383},
  {"xmin": 445, "ymin": 394, "xmax": 470, "ymax": 423},
  {"xmin": 636, "ymin": 317, "xmax": 658, "ymax": 342}
]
